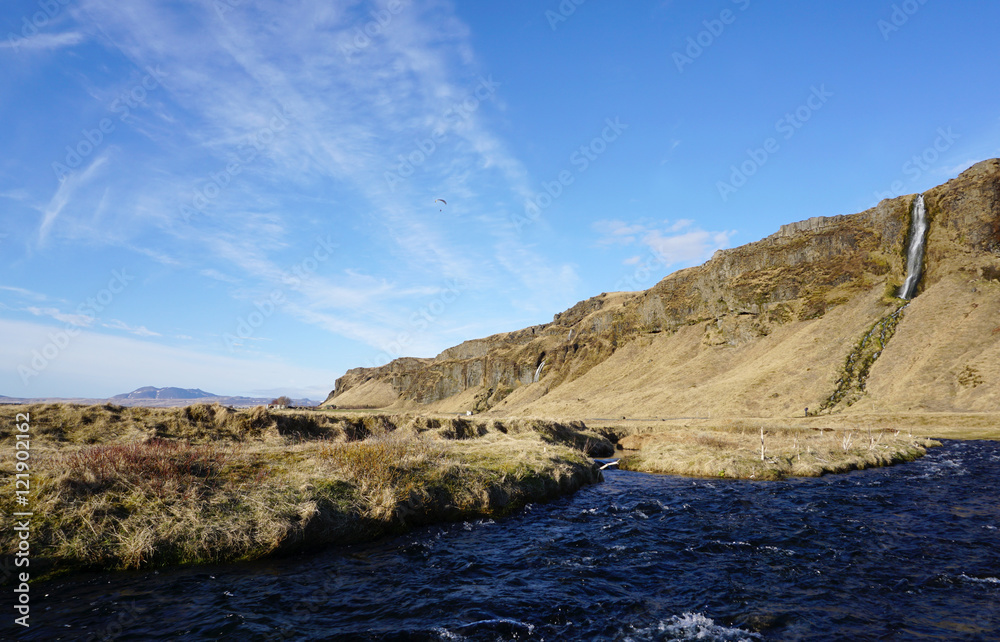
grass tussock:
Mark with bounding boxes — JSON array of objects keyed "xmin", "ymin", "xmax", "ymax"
[
  {"xmin": 0, "ymin": 405, "xmax": 600, "ymax": 578},
  {"xmin": 616, "ymin": 423, "xmax": 940, "ymax": 480},
  {"xmin": 62, "ymin": 439, "xmax": 237, "ymax": 496}
]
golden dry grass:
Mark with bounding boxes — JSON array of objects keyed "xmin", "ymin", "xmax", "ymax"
[
  {"xmin": 499, "ymin": 288, "xmax": 896, "ymax": 419},
  {"xmin": 613, "ymin": 422, "xmax": 940, "ymax": 480},
  {"xmin": 493, "ymin": 270, "xmax": 1000, "ymax": 428},
  {"xmin": 0, "ymin": 404, "xmax": 601, "ymax": 579},
  {"xmin": 759, "ymin": 412, "xmax": 1000, "ymax": 441}
]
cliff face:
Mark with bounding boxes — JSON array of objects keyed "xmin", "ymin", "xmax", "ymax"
[
  {"xmin": 327, "ymin": 291, "xmax": 633, "ymax": 410},
  {"xmin": 326, "ymin": 159, "xmax": 1000, "ymax": 417}
]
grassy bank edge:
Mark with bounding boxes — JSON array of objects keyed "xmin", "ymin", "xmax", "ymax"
[
  {"xmin": 599, "ymin": 422, "xmax": 943, "ymax": 481},
  {"xmin": 0, "ymin": 404, "xmax": 606, "ymax": 581}
]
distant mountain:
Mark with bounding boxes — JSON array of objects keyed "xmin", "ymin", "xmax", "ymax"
[
  {"xmin": 112, "ymin": 386, "xmax": 217, "ymax": 400},
  {"xmin": 0, "ymin": 387, "xmax": 318, "ymax": 408},
  {"xmin": 0, "ymin": 391, "xmax": 319, "ymax": 408},
  {"xmin": 104, "ymin": 387, "xmax": 319, "ymax": 408}
]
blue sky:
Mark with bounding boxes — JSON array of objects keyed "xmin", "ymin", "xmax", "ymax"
[{"xmin": 2, "ymin": 0, "xmax": 999, "ymax": 400}]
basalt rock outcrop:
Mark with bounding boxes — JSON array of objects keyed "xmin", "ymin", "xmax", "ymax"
[{"xmin": 325, "ymin": 160, "xmax": 1000, "ymax": 417}]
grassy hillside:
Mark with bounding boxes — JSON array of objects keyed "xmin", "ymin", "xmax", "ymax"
[
  {"xmin": 499, "ymin": 288, "xmax": 892, "ymax": 418},
  {"xmin": 323, "ymin": 160, "xmax": 1000, "ymax": 424}
]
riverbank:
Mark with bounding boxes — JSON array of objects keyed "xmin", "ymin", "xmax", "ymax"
[
  {"xmin": 0, "ymin": 404, "xmax": 608, "ymax": 579},
  {"xmin": 24, "ymin": 440, "xmax": 1000, "ymax": 640},
  {"xmin": 605, "ymin": 422, "xmax": 940, "ymax": 480},
  {"xmin": 584, "ymin": 411, "xmax": 1000, "ymax": 479},
  {"xmin": 4, "ymin": 403, "xmax": 980, "ymax": 577}
]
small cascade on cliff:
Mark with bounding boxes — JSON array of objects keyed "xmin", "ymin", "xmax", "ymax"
[
  {"xmin": 533, "ymin": 360, "xmax": 545, "ymax": 383},
  {"xmin": 899, "ymin": 195, "xmax": 928, "ymax": 299}
]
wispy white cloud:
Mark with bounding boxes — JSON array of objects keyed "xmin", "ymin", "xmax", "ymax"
[
  {"xmin": 644, "ymin": 228, "xmax": 736, "ymax": 266},
  {"xmin": 0, "ymin": 285, "xmax": 48, "ymax": 301},
  {"xmin": 281, "ymin": 302, "xmax": 405, "ymax": 353},
  {"xmin": 125, "ymin": 244, "xmax": 184, "ymax": 267},
  {"xmin": 593, "ymin": 220, "xmax": 647, "ymax": 246},
  {"xmin": 103, "ymin": 318, "xmax": 161, "ymax": 336},
  {"xmin": 594, "ymin": 218, "xmax": 736, "ymax": 268},
  {"xmin": 937, "ymin": 159, "xmax": 979, "ymax": 176},
  {"xmin": 199, "ymin": 268, "xmax": 240, "ymax": 284},
  {"xmin": 0, "ymin": 31, "xmax": 86, "ymax": 52},
  {"xmin": 0, "ymin": 188, "xmax": 30, "ymax": 201},
  {"xmin": 25, "ymin": 305, "xmax": 94, "ymax": 327},
  {"xmin": 37, "ymin": 154, "xmax": 108, "ymax": 247},
  {"xmin": 493, "ymin": 236, "xmax": 579, "ymax": 313},
  {"xmin": 35, "ymin": 0, "xmax": 581, "ymax": 357}
]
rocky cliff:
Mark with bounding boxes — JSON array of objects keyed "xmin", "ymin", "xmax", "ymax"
[{"xmin": 325, "ymin": 159, "xmax": 1000, "ymax": 417}]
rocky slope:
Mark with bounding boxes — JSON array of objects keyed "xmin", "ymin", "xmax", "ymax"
[{"xmin": 324, "ymin": 160, "xmax": 1000, "ymax": 418}]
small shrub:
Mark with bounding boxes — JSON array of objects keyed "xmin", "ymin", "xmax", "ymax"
[
  {"xmin": 957, "ymin": 366, "xmax": 984, "ymax": 388},
  {"xmin": 183, "ymin": 404, "xmax": 215, "ymax": 425},
  {"xmin": 234, "ymin": 406, "xmax": 274, "ymax": 437},
  {"xmin": 695, "ymin": 434, "xmax": 733, "ymax": 450},
  {"xmin": 321, "ymin": 436, "xmax": 440, "ymax": 486},
  {"xmin": 322, "ymin": 440, "xmax": 408, "ymax": 486},
  {"xmin": 798, "ymin": 293, "xmax": 827, "ymax": 320},
  {"xmin": 63, "ymin": 439, "xmax": 228, "ymax": 498}
]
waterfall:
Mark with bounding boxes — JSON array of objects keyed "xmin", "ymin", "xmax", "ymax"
[
  {"xmin": 899, "ymin": 195, "xmax": 928, "ymax": 300},
  {"xmin": 533, "ymin": 360, "xmax": 545, "ymax": 383}
]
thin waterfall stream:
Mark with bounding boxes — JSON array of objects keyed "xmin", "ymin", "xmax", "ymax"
[{"xmin": 900, "ymin": 194, "xmax": 928, "ymax": 299}]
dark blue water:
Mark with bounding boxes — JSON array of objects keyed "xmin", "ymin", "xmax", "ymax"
[{"xmin": 13, "ymin": 440, "xmax": 1000, "ymax": 641}]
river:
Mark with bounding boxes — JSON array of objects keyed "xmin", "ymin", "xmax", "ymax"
[{"xmin": 15, "ymin": 440, "xmax": 1000, "ymax": 640}]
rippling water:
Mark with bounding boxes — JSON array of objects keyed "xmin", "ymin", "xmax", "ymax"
[{"xmin": 17, "ymin": 440, "xmax": 1000, "ymax": 641}]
